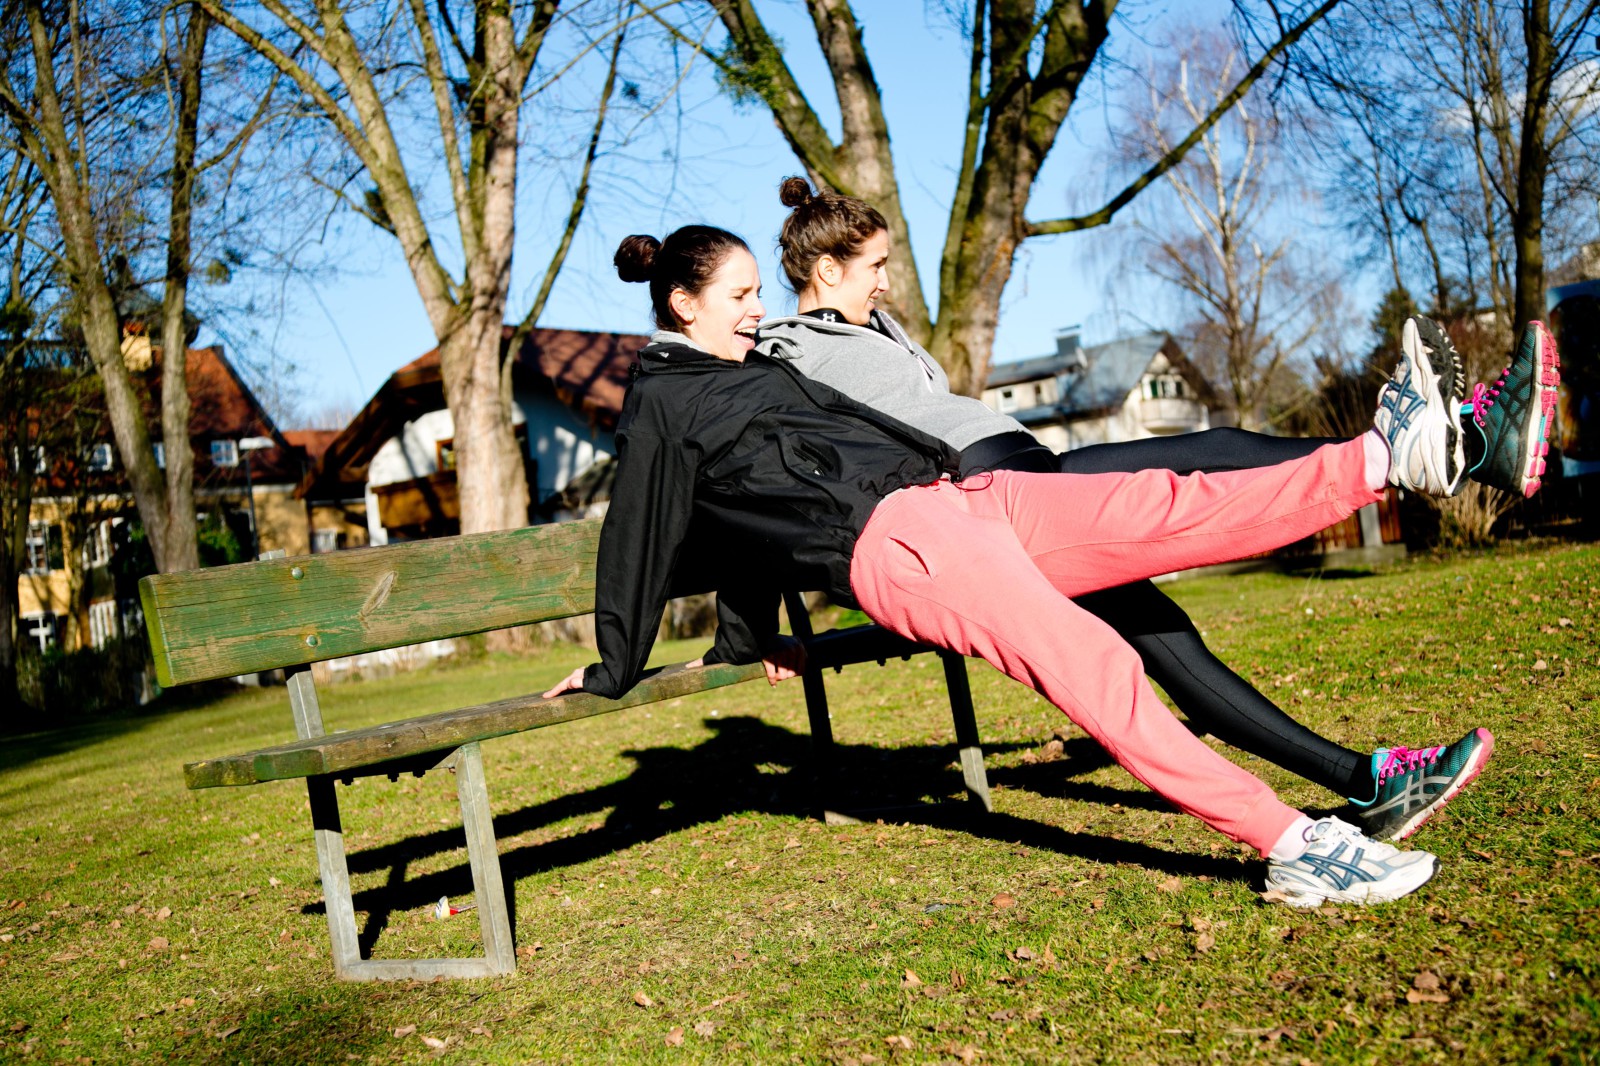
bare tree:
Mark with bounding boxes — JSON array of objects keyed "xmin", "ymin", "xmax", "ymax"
[
  {"xmin": 1130, "ymin": 36, "xmax": 1343, "ymax": 429},
  {"xmin": 658, "ymin": 0, "xmax": 1343, "ymax": 394},
  {"xmin": 198, "ymin": 0, "xmax": 629, "ymax": 539},
  {"xmin": 0, "ymin": 153, "xmax": 55, "ymax": 714},
  {"xmin": 0, "ymin": 0, "xmax": 278, "ymax": 575},
  {"xmin": 1294, "ymin": 1, "xmax": 1600, "ymax": 328}
]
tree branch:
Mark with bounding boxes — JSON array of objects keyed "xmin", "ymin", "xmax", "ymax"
[{"xmin": 1027, "ymin": 0, "xmax": 1342, "ymax": 236}]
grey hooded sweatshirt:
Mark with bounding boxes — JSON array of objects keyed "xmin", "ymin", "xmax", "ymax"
[{"xmin": 756, "ymin": 311, "xmax": 1027, "ymax": 452}]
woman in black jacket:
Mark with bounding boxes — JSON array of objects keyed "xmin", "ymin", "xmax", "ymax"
[{"xmin": 543, "ymin": 224, "xmax": 1457, "ymax": 908}]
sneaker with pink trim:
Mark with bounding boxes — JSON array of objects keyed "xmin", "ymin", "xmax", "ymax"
[
  {"xmin": 1463, "ymin": 321, "xmax": 1561, "ymax": 497},
  {"xmin": 1351, "ymin": 727, "xmax": 1495, "ymax": 841}
]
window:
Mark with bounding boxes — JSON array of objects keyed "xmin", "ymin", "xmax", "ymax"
[
  {"xmin": 153, "ymin": 441, "xmax": 165, "ymax": 469},
  {"xmin": 312, "ymin": 528, "xmax": 341, "ymax": 554},
  {"xmin": 997, "ymin": 387, "xmax": 1018, "ymax": 413},
  {"xmin": 21, "ymin": 613, "xmax": 58, "ymax": 653},
  {"xmin": 1033, "ymin": 383, "xmax": 1048, "ymax": 405},
  {"xmin": 211, "ymin": 439, "xmax": 238, "ymax": 467},
  {"xmin": 81, "ymin": 519, "xmax": 114, "ymax": 569},
  {"xmin": 120, "ymin": 598, "xmax": 144, "ymax": 641},
  {"xmin": 86, "ymin": 443, "xmax": 114, "ymax": 471},
  {"xmin": 1148, "ymin": 377, "xmax": 1186, "ymax": 400},
  {"xmin": 88, "ymin": 600, "xmax": 118, "ymax": 649},
  {"xmin": 25, "ymin": 522, "xmax": 64, "ymax": 575},
  {"xmin": 436, "ymin": 439, "xmax": 457, "ymax": 472}
]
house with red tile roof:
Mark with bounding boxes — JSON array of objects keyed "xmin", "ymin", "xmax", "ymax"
[
  {"xmin": 16, "ymin": 341, "xmax": 318, "ymax": 654},
  {"xmin": 298, "ymin": 326, "xmax": 643, "ymax": 545}
]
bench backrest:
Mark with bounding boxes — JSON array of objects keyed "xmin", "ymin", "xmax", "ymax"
[{"xmin": 140, "ymin": 519, "xmax": 603, "ymax": 687}]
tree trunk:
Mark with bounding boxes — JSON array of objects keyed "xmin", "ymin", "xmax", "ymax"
[
  {"xmin": 157, "ymin": 2, "xmax": 207, "ymax": 575},
  {"xmin": 1512, "ymin": 0, "xmax": 1552, "ymax": 329},
  {"xmin": 18, "ymin": 2, "xmax": 187, "ymax": 571},
  {"xmin": 440, "ymin": 314, "xmax": 528, "ymax": 534}
]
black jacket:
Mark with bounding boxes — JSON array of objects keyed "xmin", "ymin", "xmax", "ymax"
[{"xmin": 580, "ymin": 340, "xmax": 959, "ymax": 698}]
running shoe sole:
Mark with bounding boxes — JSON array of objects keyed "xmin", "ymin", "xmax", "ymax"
[
  {"xmin": 1385, "ymin": 317, "xmax": 1467, "ymax": 495},
  {"xmin": 1516, "ymin": 321, "xmax": 1561, "ymax": 498}
]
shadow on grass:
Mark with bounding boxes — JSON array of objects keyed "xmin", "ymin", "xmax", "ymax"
[
  {"xmin": 316, "ymin": 717, "xmax": 1253, "ymax": 955},
  {"xmin": 0, "ymin": 681, "xmax": 238, "ymax": 776},
  {"xmin": 160, "ymin": 988, "xmax": 390, "ymax": 1066}
]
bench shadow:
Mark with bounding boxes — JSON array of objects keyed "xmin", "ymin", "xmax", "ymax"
[{"xmin": 316, "ymin": 716, "xmax": 1254, "ymax": 955}]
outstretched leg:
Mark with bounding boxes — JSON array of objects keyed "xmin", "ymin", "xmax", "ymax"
[
  {"xmin": 1071, "ymin": 580, "xmax": 1371, "ymax": 797},
  {"xmin": 850, "ymin": 484, "xmax": 1304, "ymax": 854},
  {"xmin": 1055, "ymin": 427, "xmax": 1342, "ymax": 476}
]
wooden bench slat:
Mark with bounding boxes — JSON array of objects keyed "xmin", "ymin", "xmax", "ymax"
[
  {"xmin": 182, "ymin": 660, "xmax": 765, "ymax": 788},
  {"xmin": 141, "ymin": 520, "xmax": 603, "ymax": 687}
]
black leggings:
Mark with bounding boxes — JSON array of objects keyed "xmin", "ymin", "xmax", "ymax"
[{"xmin": 994, "ymin": 427, "xmax": 1371, "ymax": 799}]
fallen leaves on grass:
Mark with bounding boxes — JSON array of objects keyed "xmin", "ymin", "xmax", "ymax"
[
  {"xmin": 1406, "ymin": 970, "xmax": 1450, "ymax": 1004},
  {"xmin": 664, "ymin": 1027, "xmax": 684, "ymax": 1047},
  {"xmin": 1195, "ymin": 932, "xmax": 1216, "ymax": 954},
  {"xmin": 901, "ymin": 969, "xmax": 922, "ymax": 988},
  {"xmin": 392, "ymin": 1025, "xmax": 416, "ymax": 1038},
  {"xmin": 990, "ymin": 893, "xmax": 1015, "ymax": 909},
  {"xmin": 693, "ymin": 1020, "xmax": 715, "ymax": 1037},
  {"xmin": 420, "ymin": 1035, "xmax": 446, "ymax": 1049},
  {"xmin": 633, "ymin": 991, "xmax": 654, "ymax": 1008},
  {"xmin": 884, "ymin": 1034, "xmax": 913, "ymax": 1051}
]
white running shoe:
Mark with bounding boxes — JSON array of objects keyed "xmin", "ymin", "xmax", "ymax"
[
  {"xmin": 1265, "ymin": 817, "xmax": 1438, "ymax": 908},
  {"xmin": 1373, "ymin": 317, "xmax": 1467, "ymax": 496}
]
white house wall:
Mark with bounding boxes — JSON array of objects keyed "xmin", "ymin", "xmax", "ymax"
[{"xmin": 364, "ymin": 390, "xmax": 615, "ymax": 525}]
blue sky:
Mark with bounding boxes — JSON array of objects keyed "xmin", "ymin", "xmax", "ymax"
[{"xmin": 229, "ymin": 0, "xmax": 1271, "ymax": 422}]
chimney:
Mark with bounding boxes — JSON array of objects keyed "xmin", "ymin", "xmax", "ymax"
[{"xmin": 1055, "ymin": 326, "xmax": 1085, "ymax": 369}]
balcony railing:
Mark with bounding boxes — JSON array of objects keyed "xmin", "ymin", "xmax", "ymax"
[{"xmin": 1138, "ymin": 396, "xmax": 1204, "ymax": 432}]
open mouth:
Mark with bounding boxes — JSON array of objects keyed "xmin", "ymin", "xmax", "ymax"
[{"xmin": 734, "ymin": 327, "xmax": 759, "ymax": 346}]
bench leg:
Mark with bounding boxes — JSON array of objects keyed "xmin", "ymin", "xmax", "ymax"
[
  {"xmin": 456, "ymin": 742, "xmax": 516, "ymax": 974},
  {"xmin": 940, "ymin": 651, "xmax": 993, "ymax": 812},
  {"xmin": 307, "ymin": 775, "xmax": 365, "ymax": 977},
  {"xmin": 303, "ymin": 745, "xmax": 515, "ymax": 982}
]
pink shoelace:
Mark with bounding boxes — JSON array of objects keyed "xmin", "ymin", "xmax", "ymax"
[
  {"xmin": 1376, "ymin": 744, "xmax": 1444, "ymax": 782},
  {"xmin": 1467, "ymin": 375, "xmax": 1506, "ymax": 427}
]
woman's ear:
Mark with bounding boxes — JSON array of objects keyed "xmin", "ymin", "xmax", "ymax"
[
  {"xmin": 668, "ymin": 287, "xmax": 696, "ymax": 327},
  {"xmin": 814, "ymin": 254, "xmax": 841, "ymax": 290}
]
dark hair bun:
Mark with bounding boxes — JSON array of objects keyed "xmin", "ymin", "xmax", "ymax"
[
  {"xmin": 779, "ymin": 176, "xmax": 814, "ymax": 209},
  {"xmin": 614, "ymin": 234, "xmax": 660, "ymax": 283}
]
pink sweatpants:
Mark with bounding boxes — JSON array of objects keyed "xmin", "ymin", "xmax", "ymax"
[{"xmin": 848, "ymin": 438, "xmax": 1383, "ymax": 855}]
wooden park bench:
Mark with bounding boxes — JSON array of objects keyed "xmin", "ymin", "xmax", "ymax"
[{"xmin": 139, "ymin": 518, "xmax": 991, "ymax": 982}]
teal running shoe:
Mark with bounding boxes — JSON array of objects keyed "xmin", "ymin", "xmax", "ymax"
[
  {"xmin": 1375, "ymin": 317, "xmax": 1467, "ymax": 496},
  {"xmin": 1266, "ymin": 817, "xmax": 1438, "ymax": 908},
  {"xmin": 1352, "ymin": 727, "xmax": 1495, "ymax": 841},
  {"xmin": 1463, "ymin": 320, "xmax": 1562, "ymax": 498}
]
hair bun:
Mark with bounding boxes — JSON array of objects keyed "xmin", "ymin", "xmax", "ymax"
[
  {"xmin": 614, "ymin": 234, "xmax": 660, "ymax": 283},
  {"xmin": 779, "ymin": 176, "xmax": 815, "ymax": 209}
]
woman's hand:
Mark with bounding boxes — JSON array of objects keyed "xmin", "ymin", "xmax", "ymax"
[
  {"xmin": 542, "ymin": 667, "xmax": 587, "ymax": 699},
  {"xmin": 761, "ymin": 635, "xmax": 807, "ymax": 686}
]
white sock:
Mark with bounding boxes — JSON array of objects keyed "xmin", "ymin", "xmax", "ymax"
[
  {"xmin": 1268, "ymin": 815, "xmax": 1320, "ymax": 862},
  {"xmin": 1362, "ymin": 429, "xmax": 1390, "ymax": 492}
]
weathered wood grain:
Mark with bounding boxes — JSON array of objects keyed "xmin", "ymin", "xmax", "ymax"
[
  {"xmin": 140, "ymin": 520, "xmax": 603, "ymax": 686},
  {"xmin": 183, "ymin": 660, "xmax": 766, "ymax": 788}
]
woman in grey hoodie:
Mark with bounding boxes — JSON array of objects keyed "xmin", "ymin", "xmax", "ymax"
[{"xmin": 758, "ymin": 177, "xmax": 1505, "ymax": 843}]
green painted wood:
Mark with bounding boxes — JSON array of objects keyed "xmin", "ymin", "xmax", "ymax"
[
  {"xmin": 183, "ymin": 659, "xmax": 766, "ymax": 789},
  {"xmin": 141, "ymin": 520, "xmax": 604, "ymax": 687}
]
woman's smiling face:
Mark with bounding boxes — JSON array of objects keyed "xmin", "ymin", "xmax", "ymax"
[
  {"xmin": 829, "ymin": 228, "xmax": 890, "ymax": 326},
  {"xmin": 672, "ymin": 247, "xmax": 766, "ymax": 361}
]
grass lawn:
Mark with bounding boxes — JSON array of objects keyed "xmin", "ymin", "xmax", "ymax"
[{"xmin": 1, "ymin": 540, "xmax": 1597, "ymax": 1064}]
